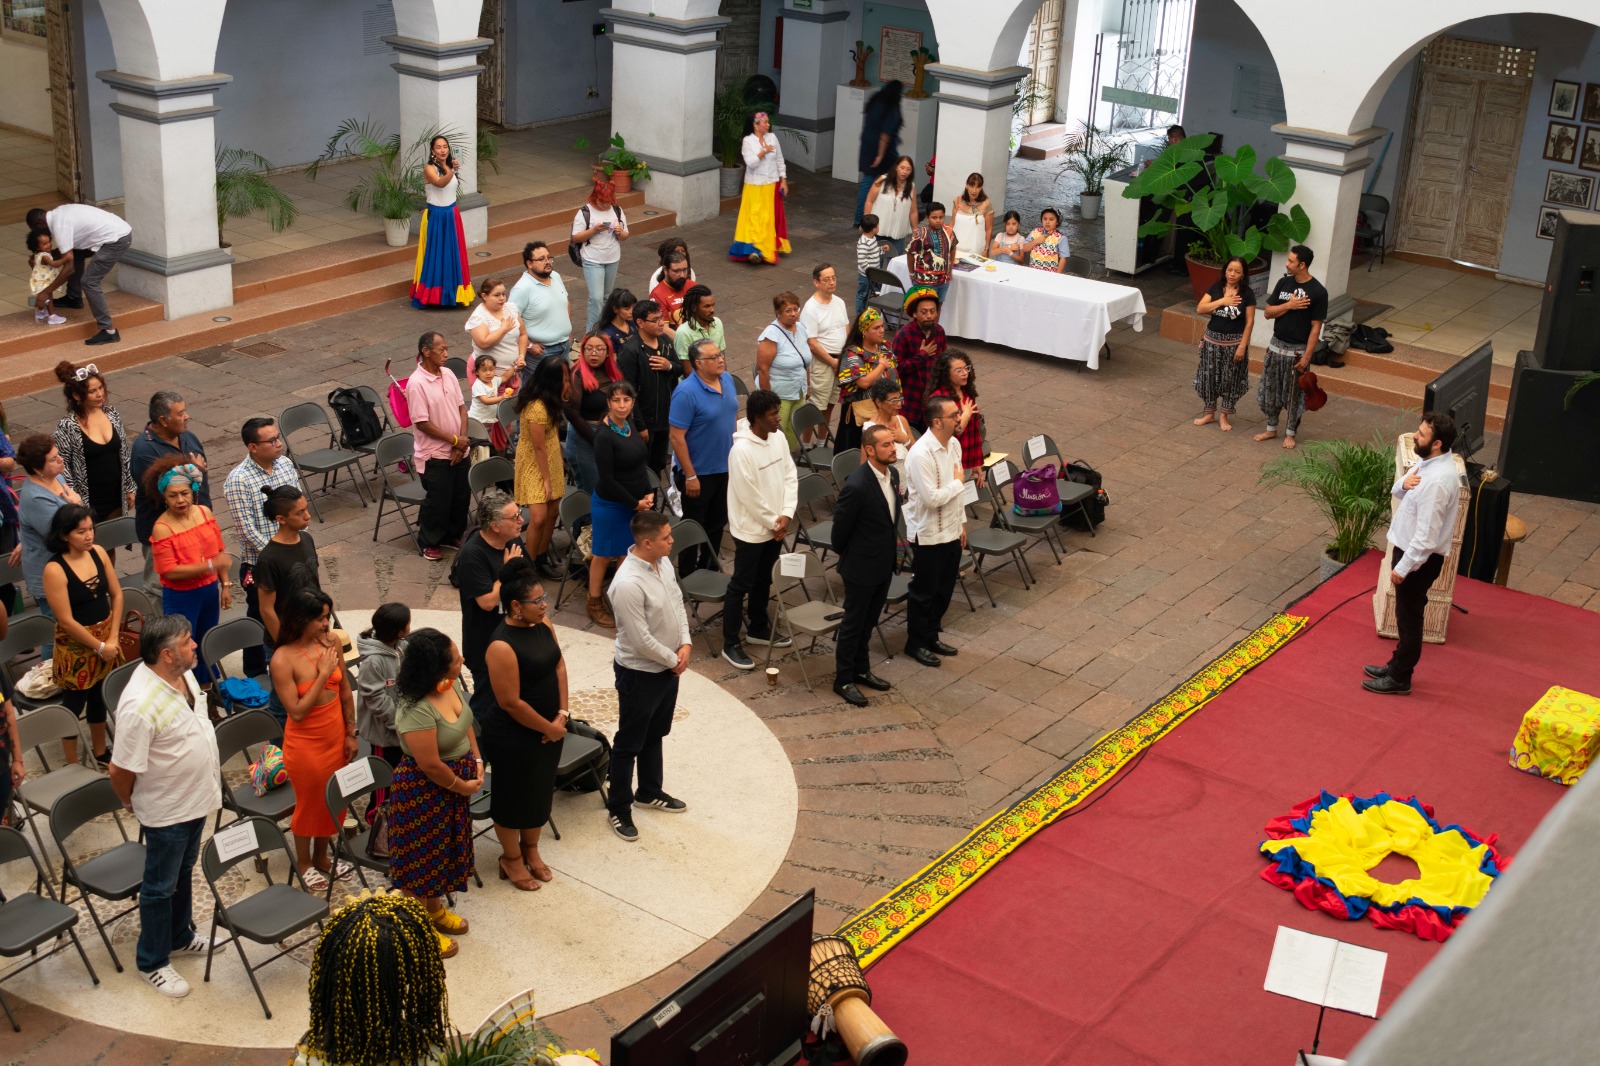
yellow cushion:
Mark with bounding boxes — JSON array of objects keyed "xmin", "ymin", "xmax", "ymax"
[{"xmin": 1510, "ymin": 686, "xmax": 1600, "ymax": 786}]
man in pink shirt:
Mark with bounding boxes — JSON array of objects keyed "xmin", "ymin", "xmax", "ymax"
[{"xmin": 406, "ymin": 331, "xmax": 471, "ymax": 560}]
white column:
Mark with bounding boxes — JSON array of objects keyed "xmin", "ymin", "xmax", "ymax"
[
  {"xmin": 96, "ymin": 70, "xmax": 235, "ymax": 320},
  {"xmin": 927, "ymin": 64, "xmax": 1029, "ymax": 215},
  {"xmin": 601, "ymin": 7, "xmax": 729, "ymax": 224},
  {"xmin": 1265, "ymin": 124, "xmax": 1389, "ymax": 336},
  {"xmin": 775, "ymin": 0, "xmax": 851, "ymax": 172},
  {"xmin": 384, "ymin": 34, "xmax": 492, "ymax": 245}
]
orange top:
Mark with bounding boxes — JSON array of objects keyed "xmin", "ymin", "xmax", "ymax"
[{"xmin": 151, "ymin": 507, "xmax": 226, "ymax": 591}]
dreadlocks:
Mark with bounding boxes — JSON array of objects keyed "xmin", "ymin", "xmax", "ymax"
[{"xmin": 305, "ymin": 894, "xmax": 449, "ymax": 1066}]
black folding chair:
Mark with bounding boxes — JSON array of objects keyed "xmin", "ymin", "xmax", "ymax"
[
  {"xmin": 50, "ymin": 778, "xmax": 145, "ymax": 972},
  {"xmin": 321, "ymin": 756, "xmax": 393, "ymax": 902},
  {"xmin": 0, "ymin": 826, "xmax": 100, "ymax": 1031}
]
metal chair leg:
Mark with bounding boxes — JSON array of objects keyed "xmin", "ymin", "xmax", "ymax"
[{"xmin": 548, "ymin": 812, "xmax": 561, "ymax": 842}]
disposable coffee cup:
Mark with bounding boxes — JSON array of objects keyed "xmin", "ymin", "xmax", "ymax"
[{"xmin": 766, "ymin": 667, "xmax": 780, "ymax": 687}]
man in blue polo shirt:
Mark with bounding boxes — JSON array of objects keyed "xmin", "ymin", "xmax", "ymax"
[
  {"xmin": 508, "ymin": 240, "xmax": 572, "ymax": 376},
  {"xmin": 129, "ymin": 390, "xmax": 211, "ymax": 598},
  {"xmin": 669, "ymin": 339, "xmax": 738, "ymax": 575}
]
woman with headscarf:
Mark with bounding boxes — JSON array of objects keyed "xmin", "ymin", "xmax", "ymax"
[
  {"xmin": 411, "ymin": 134, "xmax": 473, "ymax": 309},
  {"xmin": 728, "ymin": 112, "xmax": 790, "ymax": 265},
  {"xmin": 835, "ymin": 308, "xmax": 899, "ymax": 452},
  {"xmin": 572, "ymin": 178, "xmax": 631, "ymax": 332},
  {"xmin": 144, "ymin": 454, "xmax": 230, "ymax": 709}
]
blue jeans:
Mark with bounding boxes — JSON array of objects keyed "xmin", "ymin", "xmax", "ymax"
[
  {"xmin": 856, "ymin": 273, "xmax": 872, "ymax": 315},
  {"xmin": 164, "ymin": 583, "xmax": 220, "ymax": 687},
  {"xmin": 564, "ymin": 428, "xmax": 598, "ymax": 494},
  {"xmin": 136, "ymin": 817, "xmax": 205, "ymax": 973},
  {"xmin": 882, "ymin": 236, "xmax": 907, "ymax": 260},
  {"xmin": 932, "ymin": 282, "xmax": 949, "ymax": 305},
  {"xmin": 581, "ymin": 260, "xmax": 618, "ymax": 334},
  {"xmin": 854, "ymin": 174, "xmax": 876, "ymax": 225}
]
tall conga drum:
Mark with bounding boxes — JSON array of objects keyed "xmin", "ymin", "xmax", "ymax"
[{"xmin": 808, "ymin": 935, "xmax": 907, "ymax": 1066}]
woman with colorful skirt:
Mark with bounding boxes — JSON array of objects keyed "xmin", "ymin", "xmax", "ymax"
[
  {"xmin": 728, "ymin": 112, "xmax": 790, "ymax": 265},
  {"xmin": 411, "ymin": 135, "xmax": 473, "ymax": 309},
  {"xmin": 389, "ymin": 627, "xmax": 482, "ymax": 958}
]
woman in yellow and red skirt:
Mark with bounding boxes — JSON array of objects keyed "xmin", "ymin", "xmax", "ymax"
[
  {"xmin": 411, "ymin": 135, "xmax": 473, "ymax": 309},
  {"xmin": 728, "ymin": 112, "xmax": 790, "ymax": 265}
]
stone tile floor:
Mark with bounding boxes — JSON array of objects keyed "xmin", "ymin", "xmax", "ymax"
[{"xmin": 5, "ymin": 165, "xmax": 1597, "ymax": 1060}]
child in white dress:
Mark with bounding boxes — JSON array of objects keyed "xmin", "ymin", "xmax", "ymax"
[{"xmin": 27, "ymin": 231, "xmax": 68, "ymax": 325}]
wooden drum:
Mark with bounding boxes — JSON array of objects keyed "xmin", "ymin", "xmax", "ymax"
[{"xmin": 808, "ymin": 935, "xmax": 907, "ymax": 1066}]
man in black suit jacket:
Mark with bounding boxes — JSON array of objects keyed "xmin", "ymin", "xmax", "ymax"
[{"xmin": 831, "ymin": 425, "xmax": 901, "ymax": 707}]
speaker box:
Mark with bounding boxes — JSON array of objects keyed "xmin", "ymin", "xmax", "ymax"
[
  {"xmin": 1534, "ymin": 209, "xmax": 1600, "ymax": 372},
  {"xmin": 1458, "ymin": 464, "xmax": 1512, "ymax": 582},
  {"xmin": 1497, "ymin": 350, "xmax": 1600, "ymax": 504}
]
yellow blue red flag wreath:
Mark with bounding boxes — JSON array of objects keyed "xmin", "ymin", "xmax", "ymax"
[{"xmin": 1259, "ymin": 791, "xmax": 1506, "ymax": 942}]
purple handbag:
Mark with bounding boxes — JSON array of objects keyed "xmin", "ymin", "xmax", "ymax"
[{"xmin": 1013, "ymin": 464, "xmax": 1063, "ymax": 516}]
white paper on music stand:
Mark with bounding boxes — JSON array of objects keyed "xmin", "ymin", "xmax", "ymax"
[
  {"xmin": 779, "ymin": 552, "xmax": 808, "ymax": 578},
  {"xmin": 1264, "ymin": 926, "xmax": 1385, "ymax": 1018}
]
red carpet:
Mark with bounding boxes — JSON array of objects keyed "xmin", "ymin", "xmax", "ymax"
[{"xmin": 866, "ymin": 554, "xmax": 1600, "ymax": 1064}]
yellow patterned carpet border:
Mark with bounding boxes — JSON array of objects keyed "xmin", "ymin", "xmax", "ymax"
[{"xmin": 835, "ymin": 612, "xmax": 1307, "ymax": 968}]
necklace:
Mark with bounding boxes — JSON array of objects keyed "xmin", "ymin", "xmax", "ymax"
[{"xmin": 607, "ymin": 419, "xmax": 632, "ymax": 437}]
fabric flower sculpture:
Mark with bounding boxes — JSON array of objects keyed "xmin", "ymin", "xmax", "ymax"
[{"xmin": 1259, "ymin": 791, "xmax": 1505, "ymax": 942}]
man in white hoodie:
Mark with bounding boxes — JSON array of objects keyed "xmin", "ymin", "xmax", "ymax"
[{"xmin": 721, "ymin": 390, "xmax": 799, "ymax": 671}]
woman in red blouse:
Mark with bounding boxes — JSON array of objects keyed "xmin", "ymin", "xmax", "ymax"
[
  {"xmin": 144, "ymin": 455, "xmax": 232, "ymax": 701},
  {"xmin": 925, "ymin": 350, "xmax": 985, "ymax": 485}
]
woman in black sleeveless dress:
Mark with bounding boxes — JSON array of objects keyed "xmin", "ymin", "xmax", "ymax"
[
  {"xmin": 41, "ymin": 504, "xmax": 123, "ymax": 765},
  {"xmin": 472, "ymin": 560, "xmax": 569, "ymax": 891}
]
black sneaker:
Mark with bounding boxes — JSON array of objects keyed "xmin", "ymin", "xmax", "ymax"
[
  {"xmin": 610, "ymin": 811, "xmax": 639, "ymax": 841},
  {"xmin": 743, "ymin": 632, "xmax": 793, "ymax": 648},
  {"xmin": 637, "ymin": 792, "xmax": 688, "ymax": 813},
  {"xmin": 85, "ymin": 329, "xmax": 120, "ymax": 345},
  {"xmin": 721, "ymin": 644, "xmax": 755, "ymax": 670}
]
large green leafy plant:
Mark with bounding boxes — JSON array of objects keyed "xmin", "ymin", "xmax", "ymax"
[
  {"xmin": 307, "ymin": 120, "xmax": 463, "ymax": 221},
  {"xmin": 1122, "ymin": 134, "xmax": 1310, "ymax": 266},
  {"xmin": 1258, "ymin": 436, "xmax": 1395, "ymax": 564},
  {"xmin": 214, "ymin": 147, "xmax": 297, "ymax": 246}
]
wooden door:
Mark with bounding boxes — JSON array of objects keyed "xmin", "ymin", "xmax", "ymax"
[
  {"xmin": 46, "ymin": 0, "xmax": 80, "ymax": 201},
  {"xmin": 477, "ymin": 0, "xmax": 504, "ymax": 126},
  {"xmin": 1025, "ymin": 0, "xmax": 1065, "ymax": 127},
  {"xmin": 1397, "ymin": 38, "xmax": 1533, "ymax": 269}
]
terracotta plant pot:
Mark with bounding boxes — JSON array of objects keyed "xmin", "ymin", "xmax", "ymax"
[
  {"xmin": 1185, "ymin": 256, "xmax": 1223, "ymax": 301},
  {"xmin": 609, "ymin": 170, "xmax": 632, "ymax": 194}
]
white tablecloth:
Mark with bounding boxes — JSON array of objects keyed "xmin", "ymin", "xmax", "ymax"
[{"xmin": 886, "ymin": 256, "xmax": 1146, "ymax": 370}]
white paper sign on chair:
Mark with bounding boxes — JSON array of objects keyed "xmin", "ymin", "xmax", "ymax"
[
  {"xmin": 213, "ymin": 820, "xmax": 260, "ymax": 864},
  {"xmin": 335, "ymin": 759, "xmax": 376, "ymax": 795},
  {"xmin": 960, "ymin": 480, "xmax": 981, "ymax": 506},
  {"xmin": 1027, "ymin": 434, "xmax": 1047, "ymax": 458},
  {"xmin": 779, "ymin": 553, "xmax": 808, "ymax": 578},
  {"xmin": 993, "ymin": 464, "xmax": 1012, "ymax": 487}
]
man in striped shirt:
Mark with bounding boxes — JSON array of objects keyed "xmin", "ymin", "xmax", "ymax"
[{"xmin": 223, "ymin": 416, "xmax": 301, "ymax": 677}]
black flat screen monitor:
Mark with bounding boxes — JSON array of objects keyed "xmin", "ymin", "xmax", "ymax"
[
  {"xmin": 611, "ymin": 890, "xmax": 814, "ymax": 1066},
  {"xmin": 1425, "ymin": 342, "xmax": 1492, "ymax": 460}
]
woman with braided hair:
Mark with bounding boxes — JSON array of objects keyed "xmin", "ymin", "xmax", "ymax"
[{"xmin": 294, "ymin": 893, "xmax": 450, "ymax": 1066}]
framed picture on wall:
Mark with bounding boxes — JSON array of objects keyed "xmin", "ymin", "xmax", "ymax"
[
  {"xmin": 1537, "ymin": 206, "xmax": 1562, "ymax": 240},
  {"xmin": 1551, "ymin": 80, "xmax": 1580, "ymax": 120},
  {"xmin": 1544, "ymin": 169, "xmax": 1594, "ymax": 209},
  {"xmin": 1544, "ymin": 122, "xmax": 1579, "ymax": 164},
  {"xmin": 1583, "ymin": 84, "xmax": 1600, "ymax": 125},
  {"xmin": 1581, "ymin": 128, "xmax": 1600, "ymax": 172}
]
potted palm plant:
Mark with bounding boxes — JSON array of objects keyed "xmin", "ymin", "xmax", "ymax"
[
  {"xmin": 214, "ymin": 147, "xmax": 297, "ymax": 248},
  {"xmin": 1121, "ymin": 134, "xmax": 1311, "ymax": 299},
  {"xmin": 714, "ymin": 86, "xmax": 753, "ymax": 199},
  {"xmin": 1259, "ymin": 435, "xmax": 1396, "ymax": 581},
  {"xmin": 307, "ymin": 120, "xmax": 459, "ymax": 247},
  {"xmin": 1059, "ymin": 122, "xmax": 1131, "ymax": 221}
]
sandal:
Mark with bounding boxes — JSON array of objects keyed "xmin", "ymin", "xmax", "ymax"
[
  {"xmin": 498, "ymin": 855, "xmax": 540, "ymax": 891},
  {"xmin": 435, "ymin": 929, "xmax": 458, "ymax": 959},
  {"xmin": 525, "ymin": 855, "xmax": 553, "ymax": 883},
  {"xmin": 431, "ymin": 906, "xmax": 470, "ymax": 935},
  {"xmin": 328, "ymin": 859, "xmax": 355, "ymax": 881},
  {"xmin": 300, "ymin": 867, "xmax": 330, "ymax": 892}
]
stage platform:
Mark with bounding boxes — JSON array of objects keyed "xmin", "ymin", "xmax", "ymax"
[{"xmin": 854, "ymin": 553, "xmax": 1599, "ymax": 1063}]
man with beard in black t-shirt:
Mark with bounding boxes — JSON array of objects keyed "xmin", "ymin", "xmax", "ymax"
[{"xmin": 1256, "ymin": 244, "xmax": 1328, "ymax": 450}]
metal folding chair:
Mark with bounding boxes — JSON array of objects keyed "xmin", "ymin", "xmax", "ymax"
[
  {"xmin": 371, "ymin": 433, "xmax": 427, "ymax": 550},
  {"xmin": 280, "ymin": 401, "xmax": 372, "ymax": 519},
  {"xmin": 765, "ymin": 550, "xmax": 842, "ymax": 690},
  {"xmin": 322, "ymin": 756, "xmax": 393, "ymax": 902},
  {"xmin": 50, "ymin": 778, "xmax": 145, "ymax": 972},
  {"xmin": 668, "ymin": 519, "xmax": 731, "ymax": 655},
  {"xmin": 0, "ymin": 826, "xmax": 100, "ymax": 1031}
]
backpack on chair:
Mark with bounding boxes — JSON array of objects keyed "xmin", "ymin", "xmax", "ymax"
[
  {"xmin": 1059, "ymin": 459, "xmax": 1110, "ymax": 531},
  {"xmin": 328, "ymin": 387, "xmax": 385, "ymax": 448}
]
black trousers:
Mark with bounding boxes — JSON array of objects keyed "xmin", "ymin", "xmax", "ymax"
[
  {"xmin": 836, "ymin": 407, "xmax": 862, "ymax": 452},
  {"xmin": 647, "ymin": 428, "xmax": 672, "ymax": 479},
  {"xmin": 1386, "ymin": 546, "xmax": 1446, "ymax": 684},
  {"xmin": 724, "ymin": 537, "xmax": 781, "ymax": 645},
  {"xmin": 239, "ymin": 562, "xmax": 269, "ymax": 678},
  {"xmin": 675, "ymin": 470, "xmax": 728, "ymax": 575},
  {"xmin": 608, "ymin": 662, "xmax": 679, "ymax": 814},
  {"xmin": 418, "ymin": 455, "xmax": 470, "ymax": 549},
  {"xmin": 835, "ymin": 577, "xmax": 890, "ymax": 684},
  {"xmin": 907, "ymin": 539, "xmax": 961, "ymax": 651}
]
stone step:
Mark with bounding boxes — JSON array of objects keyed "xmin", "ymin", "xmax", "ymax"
[{"xmin": 0, "ymin": 189, "xmax": 677, "ymax": 399}]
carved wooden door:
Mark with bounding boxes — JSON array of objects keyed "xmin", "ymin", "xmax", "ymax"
[{"xmin": 46, "ymin": 0, "xmax": 80, "ymax": 200}]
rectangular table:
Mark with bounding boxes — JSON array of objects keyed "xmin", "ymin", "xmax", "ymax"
[{"xmin": 886, "ymin": 256, "xmax": 1147, "ymax": 370}]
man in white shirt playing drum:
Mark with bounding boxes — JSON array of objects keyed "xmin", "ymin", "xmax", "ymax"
[
  {"xmin": 108, "ymin": 615, "xmax": 222, "ymax": 998},
  {"xmin": 1363, "ymin": 413, "xmax": 1462, "ymax": 696}
]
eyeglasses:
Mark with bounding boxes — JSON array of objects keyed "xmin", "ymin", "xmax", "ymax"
[
  {"xmin": 252, "ymin": 434, "xmax": 282, "ymax": 446},
  {"xmin": 518, "ymin": 595, "xmax": 548, "ymax": 607},
  {"xmin": 498, "ymin": 510, "xmax": 523, "ymax": 524},
  {"xmin": 74, "ymin": 363, "xmax": 100, "ymax": 381}
]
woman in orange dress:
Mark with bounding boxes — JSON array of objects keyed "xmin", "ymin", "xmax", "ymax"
[{"xmin": 270, "ymin": 586, "xmax": 357, "ymax": 892}]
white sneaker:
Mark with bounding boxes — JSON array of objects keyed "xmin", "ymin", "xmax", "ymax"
[
  {"xmin": 46, "ymin": 314, "xmax": 67, "ymax": 325},
  {"xmin": 34, "ymin": 309, "xmax": 47, "ymax": 321},
  {"xmin": 143, "ymin": 965, "xmax": 191, "ymax": 998},
  {"xmin": 171, "ymin": 932, "xmax": 216, "ymax": 955}
]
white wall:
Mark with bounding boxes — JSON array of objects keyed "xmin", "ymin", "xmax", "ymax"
[
  {"xmin": 1180, "ymin": 1, "xmax": 1600, "ymax": 282},
  {"xmin": 0, "ymin": 36, "xmax": 52, "ymax": 136},
  {"xmin": 505, "ymin": 0, "xmax": 611, "ymax": 126}
]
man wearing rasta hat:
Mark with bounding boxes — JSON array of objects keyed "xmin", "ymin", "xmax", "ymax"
[{"xmin": 891, "ymin": 286, "xmax": 946, "ymax": 433}]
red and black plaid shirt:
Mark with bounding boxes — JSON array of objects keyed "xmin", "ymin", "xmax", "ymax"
[{"xmin": 891, "ymin": 321, "xmax": 945, "ymax": 427}]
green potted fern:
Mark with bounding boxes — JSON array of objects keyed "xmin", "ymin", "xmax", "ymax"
[
  {"xmin": 307, "ymin": 120, "xmax": 461, "ymax": 247},
  {"xmin": 1259, "ymin": 435, "xmax": 1396, "ymax": 581},
  {"xmin": 1059, "ymin": 122, "xmax": 1131, "ymax": 221},
  {"xmin": 214, "ymin": 147, "xmax": 297, "ymax": 248}
]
